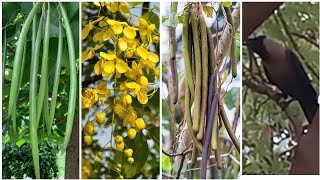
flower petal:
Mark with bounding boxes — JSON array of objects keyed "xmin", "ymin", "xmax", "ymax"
[
  {"xmin": 94, "ymin": 59, "xmax": 103, "ymax": 75},
  {"xmin": 116, "ymin": 59, "xmax": 129, "ymax": 73},
  {"xmin": 126, "ymin": 82, "xmax": 140, "ymax": 89},
  {"xmin": 136, "ymin": 47, "xmax": 149, "ymax": 59},
  {"xmin": 103, "ymin": 61, "xmax": 115, "ymax": 73},
  {"xmin": 120, "ymin": 3, "xmax": 130, "ymax": 14},
  {"xmin": 148, "ymin": 52, "xmax": 159, "ymax": 63},
  {"xmin": 100, "ymin": 52, "xmax": 116, "ymax": 60},
  {"xmin": 123, "ymin": 26, "xmax": 137, "ymax": 39},
  {"xmin": 118, "ymin": 38, "xmax": 128, "ymax": 51},
  {"xmin": 137, "ymin": 90, "xmax": 148, "ymax": 104}
]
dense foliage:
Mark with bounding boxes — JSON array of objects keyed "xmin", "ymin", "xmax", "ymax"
[{"xmin": 2, "ymin": 141, "xmax": 59, "ymax": 179}]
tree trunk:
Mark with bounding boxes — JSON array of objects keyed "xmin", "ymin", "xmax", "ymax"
[{"xmin": 65, "ymin": 115, "xmax": 79, "ymax": 178}]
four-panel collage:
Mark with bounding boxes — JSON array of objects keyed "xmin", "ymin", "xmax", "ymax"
[{"xmin": 1, "ymin": 1, "xmax": 319, "ymax": 179}]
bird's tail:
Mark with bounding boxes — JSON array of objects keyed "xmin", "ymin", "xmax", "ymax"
[{"xmin": 298, "ymin": 90, "xmax": 319, "ymax": 123}]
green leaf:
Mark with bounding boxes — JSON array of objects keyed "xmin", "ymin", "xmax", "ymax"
[
  {"xmin": 203, "ymin": 6, "xmax": 214, "ymax": 17},
  {"xmin": 162, "ymin": 154, "xmax": 172, "ymax": 171},
  {"xmin": 142, "ymin": 11, "xmax": 160, "ymax": 29},
  {"xmin": 221, "ymin": 2, "xmax": 232, "ymax": 7},
  {"xmin": 114, "ymin": 133, "xmax": 149, "ymax": 178},
  {"xmin": 162, "ymin": 16, "xmax": 168, "ymax": 23},
  {"xmin": 177, "ymin": 14, "xmax": 184, "ymax": 24},
  {"xmin": 224, "ymin": 87, "xmax": 240, "ymax": 109},
  {"xmin": 16, "ymin": 138, "xmax": 27, "ymax": 147},
  {"xmin": 154, "ymin": 6, "xmax": 160, "ymax": 12}
]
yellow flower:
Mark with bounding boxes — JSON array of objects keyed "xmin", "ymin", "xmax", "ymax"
[
  {"xmin": 82, "ymin": 43, "xmax": 104, "ymax": 63},
  {"xmin": 95, "ymin": 82, "xmax": 111, "ymax": 105},
  {"xmin": 84, "ymin": 121, "xmax": 94, "ymax": 135},
  {"xmin": 138, "ymin": 18, "xmax": 156, "ymax": 43},
  {"xmin": 93, "ymin": 2, "xmax": 101, "ymax": 6},
  {"xmin": 105, "ymin": 2, "xmax": 119, "ymax": 12},
  {"xmin": 100, "ymin": 51, "xmax": 117, "ymax": 60},
  {"xmin": 116, "ymin": 142, "xmax": 125, "ymax": 151},
  {"xmin": 96, "ymin": 112, "xmax": 105, "ymax": 126},
  {"xmin": 127, "ymin": 128, "xmax": 137, "ymax": 139},
  {"xmin": 124, "ymin": 149, "xmax": 133, "ymax": 157},
  {"xmin": 125, "ymin": 83, "xmax": 148, "ymax": 104},
  {"xmin": 125, "ymin": 48, "xmax": 134, "ymax": 58},
  {"xmin": 82, "ymin": 21, "xmax": 94, "ymax": 40},
  {"xmin": 125, "ymin": 61, "xmax": 143, "ymax": 80},
  {"xmin": 81, "ymin": 82, "xmax": 111, "ymax": 108},
  {"xmin": 118, "ymin": 38, "xmax": 128, "ymax": 51},
  {"xmin": 82, "ymin": 89, "xmax": 97, "ymax": 108},
  {"xmin": 107, "ymin": 19, "xmax": 127, "ymax": 34},
  {"xmin": 135, "ymin": 118, "xmax": 145, "ymax": 131},
  {"xmin": 115, "ymin": 135, "xmax": 124, "ymax": 144},
  {"xmin": 123, "ymin": 26, "xmax": 138, "ymax": 39},
  {"xmin": 82, "ymin": 50, "xmax": 94, "ymax": 63},
  {"xmin": 120, "ymin": 2, "xmax": 130, "ymax": 14},
  {"xmin": 82, "ymin": 16, "xmax": 105, "ymax": 40},
  {"xmin": 114, "ymin": 103, "xmax": 125, "ymax": 116},
  {"xmin": 127, "ymin": 157, "xmax": 134, "ymax": 164},
  {"xmin": 136, "ymin": 46, "xmax": 159, "ymax": 69},
  {"xmin": 123, "ymin": 112, "xmax": 137, "ymax": 127},
  {"xmin": 121, "ymin": 94, "xmax": 132, "ymax": 107},
  {"xmin": 84, "ymin": 135, "xmax": 92, "ymax": 145},
  {"xmin": 95, "ymin": 52, "xmax": 129, "ymax": 77},
  {"xmin": 138, "ymin": 76, "xmax": 148, "ymax": 87},
  {"xmin": 93, "ymin": 29, "xmax": 111, "ymax": 42},
  {"xmin": 125, "ymin": 75, "xmax": 149, "ymax": 104}
]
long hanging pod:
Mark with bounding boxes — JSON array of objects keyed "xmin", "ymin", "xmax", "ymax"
[
  {"xmin": 58, "ymin": 2, "xmax": 77, "ymax": 151},
  {"xmin": 182, "ymin": 4, "xmax": 195, "ymax": 98},
  {"xmin": 8, "ymin": 2, "xmax": 41, "ymax": 129},
  {"xmin": 49, "ymin": 19, "xmax": 63, "ymax": 135},
  {"xmin": 2, "ymin": 30, "xmax": 6, "ymax": 91},
  {"xmin": 29, "ymin": 4, "xmax": 45, "ymax": 179},
  {"xmin": 37, "ymin": 3, "xmax": 51, "ymax": 126}
]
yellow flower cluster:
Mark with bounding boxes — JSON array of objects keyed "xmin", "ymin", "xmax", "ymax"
[
  {"xmin": 81, "ymin": 2, "xmax": 159, "ymax": 174},
  {"xmin": 93, "ymin": 2, "xmax": 130, "ymax": 14},
  {"xmin": 82, "ymin": 82, "xmax": 111, "ymax": 109}
]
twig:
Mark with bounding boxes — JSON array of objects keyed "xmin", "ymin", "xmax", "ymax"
[
  {"xmin": 162, "ymin": 173, "xmax": 175, "ymax": 179},
  {"xmin": 291, "ymin": 32, "xmax": 319, "ymax": 48},
  {"xmin": 232, "ymin": 105, "xmax": 240, "ymax": 132},
  {"xmin": 162, "ymin": 143, "xmax": 192, "ymax": 157},
  {"xmin": 176, "ymin": 154, "xmax": 186, "ymax": 179}
]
